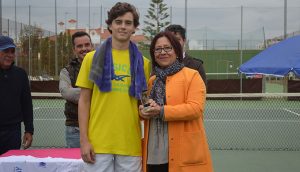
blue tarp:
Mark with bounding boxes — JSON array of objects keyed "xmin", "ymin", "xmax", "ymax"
[{"xmin": 239, "ymin": 35, "xmax": 300, "ymax": 77}]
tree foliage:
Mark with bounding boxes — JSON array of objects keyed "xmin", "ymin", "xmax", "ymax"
[
  {"xmin": 142, "ymin": 0, "xmax": 170, "ymax": 44},
  {"xmin": 18, "ymin": 25, "xmax": 73, "ymax": 77}
]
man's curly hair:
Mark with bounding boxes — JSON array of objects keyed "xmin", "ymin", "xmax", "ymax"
[{"xmin": 106, "ymin": 2, "xmax": 140, "ymax": 34}]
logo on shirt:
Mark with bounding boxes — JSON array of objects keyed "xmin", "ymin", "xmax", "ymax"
[{"xmin": 112, "ymin": 74, "xmax": 130, "ymax": 82}]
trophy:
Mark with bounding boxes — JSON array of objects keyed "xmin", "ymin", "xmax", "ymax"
[{"xmin": 141, "ymin": 91, "xmax": 150, "ymax": 112}]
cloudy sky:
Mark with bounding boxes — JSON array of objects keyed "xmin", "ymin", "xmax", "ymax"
[
  {"xmin": 3, "ymin": 0, "xmax": 298, "ymax": 8},
  {"xmin": 2, "ymin": 0, "xmax": 300, "ymax": 39}
]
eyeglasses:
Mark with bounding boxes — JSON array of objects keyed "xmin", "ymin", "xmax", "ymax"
[{"xmin": 154, "ymin": 46, "xmax": 173, "ymax": 54}]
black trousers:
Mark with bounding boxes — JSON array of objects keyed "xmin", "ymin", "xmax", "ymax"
[
  {"xmin": 0, "ymin": 123, "xmax": 21, "ymax": 155},
  {"xmin": 147, "ymin": 163, "xmax": 168, "ymax": 172}
]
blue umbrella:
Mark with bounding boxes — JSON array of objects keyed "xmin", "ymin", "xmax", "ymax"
[{"xmin": 239, "ymin": 35, "xmax": 300, "ymax": 77}]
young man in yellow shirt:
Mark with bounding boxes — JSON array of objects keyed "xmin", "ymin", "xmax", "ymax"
[{"xmin": 76, "ymin": 2, "xmax": 150, "ymax": 172}]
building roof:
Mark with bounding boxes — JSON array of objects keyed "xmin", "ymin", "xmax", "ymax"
[{"xmin": 66, "ymin": 28, "xmax": 146, "ymax": 43}]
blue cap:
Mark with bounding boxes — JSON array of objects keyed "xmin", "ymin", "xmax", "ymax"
[{"xmin": 0, "ymin": 36, "xmax": 16, "ymax": 51}]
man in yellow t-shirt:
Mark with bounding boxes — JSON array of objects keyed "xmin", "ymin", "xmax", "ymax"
[{"xmin": 76, "ymin": 2, "xmax": 150, "ymax": 172}]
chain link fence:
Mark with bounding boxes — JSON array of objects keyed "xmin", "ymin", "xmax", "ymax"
[
  {"xmin": 2, "ymin": 2, "xmax": 300, "ymax": 150},
  {"xmin": 28, "ymin": 93, "xmax": 300, "ymax": 150},
  {"xmin": 1, "ymin": 4, "xmax": 300, "ymax": 78}
]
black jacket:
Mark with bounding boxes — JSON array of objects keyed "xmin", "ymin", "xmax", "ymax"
[
  {"xmin": 0, "ymin": 65, "xmax": 34, "ymax": 133},
  {"xmin": 184, "ymin": 53, "xmax": 207, "ymax": 86}
]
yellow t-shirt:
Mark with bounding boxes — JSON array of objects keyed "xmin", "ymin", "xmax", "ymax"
[{"xmin": 76, "ymin": 49, "xmax": 150, "ymax": 156}]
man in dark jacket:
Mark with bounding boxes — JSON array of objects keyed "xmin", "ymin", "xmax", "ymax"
[
  {"xmin": 0, "ymin": 36, "xmax": 34, "ymax": 155},
  {"xmin": 59, "ymin": 31, "xmax": 93, "ymax": 148},
  {"xmin": 165, "ymin": 24, "xmax": 207, "ymax": 86}
]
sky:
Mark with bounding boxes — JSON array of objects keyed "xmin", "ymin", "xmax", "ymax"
[
  {"xmin": 3, "ymin": 0, "xmax": 298, "ymax": 8},
  {"xmin": 2, "ymin": 0, "xmax": 300, "ymax": 40}
]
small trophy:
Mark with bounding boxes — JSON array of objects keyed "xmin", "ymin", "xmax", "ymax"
[{"xmin": 141, "ymin": 91, "xmax": 150, "ymax": 112}]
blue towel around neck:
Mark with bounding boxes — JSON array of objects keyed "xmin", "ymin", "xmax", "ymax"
[{"xmin": 89, "ymin": 37, "xmax": 147, "ymax": 100}]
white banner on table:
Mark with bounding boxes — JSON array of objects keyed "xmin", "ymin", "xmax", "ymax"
[{"xmin": 0, "ymin": 155, "xmax": 84, "ymax": 172}]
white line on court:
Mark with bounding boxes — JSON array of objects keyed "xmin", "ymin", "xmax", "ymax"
[
  {"xmin": 35, "ymin": 119, "xmax": 64, "ymax": 121},
  {"xmin": 205, "ymin": 119, "xmax": 300, "ymax": 122},
  {"xmin": 283, "ymin": 108, "xmax": 300, "ymax": 117},
  {"xmin": 33, "ymin": 107, "xmax": 61, "ymax": 110}
]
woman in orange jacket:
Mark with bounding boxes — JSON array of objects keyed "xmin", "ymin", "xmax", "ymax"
[{"xmin": 139, "ymin": 31, "xmax": 213, "ymax": 172}]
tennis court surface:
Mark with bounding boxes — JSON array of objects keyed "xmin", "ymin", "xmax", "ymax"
[{"xmin": 29, "ymin": 93, "xmax": 300, "ymax": 172}]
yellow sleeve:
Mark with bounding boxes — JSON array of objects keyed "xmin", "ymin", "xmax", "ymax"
[
  {"xmin": 143, "ymin": 56, "xmax": 151, "ymax": 82},
  {"xmin": 76, "ymin": 51, "xmax": 95, "ymax": 89}
]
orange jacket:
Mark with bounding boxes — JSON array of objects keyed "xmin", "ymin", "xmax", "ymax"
[{"xmin": 142, "ymin": 67, "xmax": 213, "ymax": 172}]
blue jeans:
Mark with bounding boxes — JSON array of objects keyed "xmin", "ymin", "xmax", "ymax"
[{"xmin": 65, "ymin": 126, "xmax": 80, "ymax": 148}]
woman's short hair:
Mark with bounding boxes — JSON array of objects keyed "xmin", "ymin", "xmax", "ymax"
[{"xmin": 150, "ymin": 31, "xmax": 183, "ymax": 69}]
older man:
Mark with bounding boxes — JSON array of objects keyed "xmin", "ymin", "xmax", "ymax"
[{"xmin": 0, "ymin": 36, "xmax": 34, "ymax": 155}]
